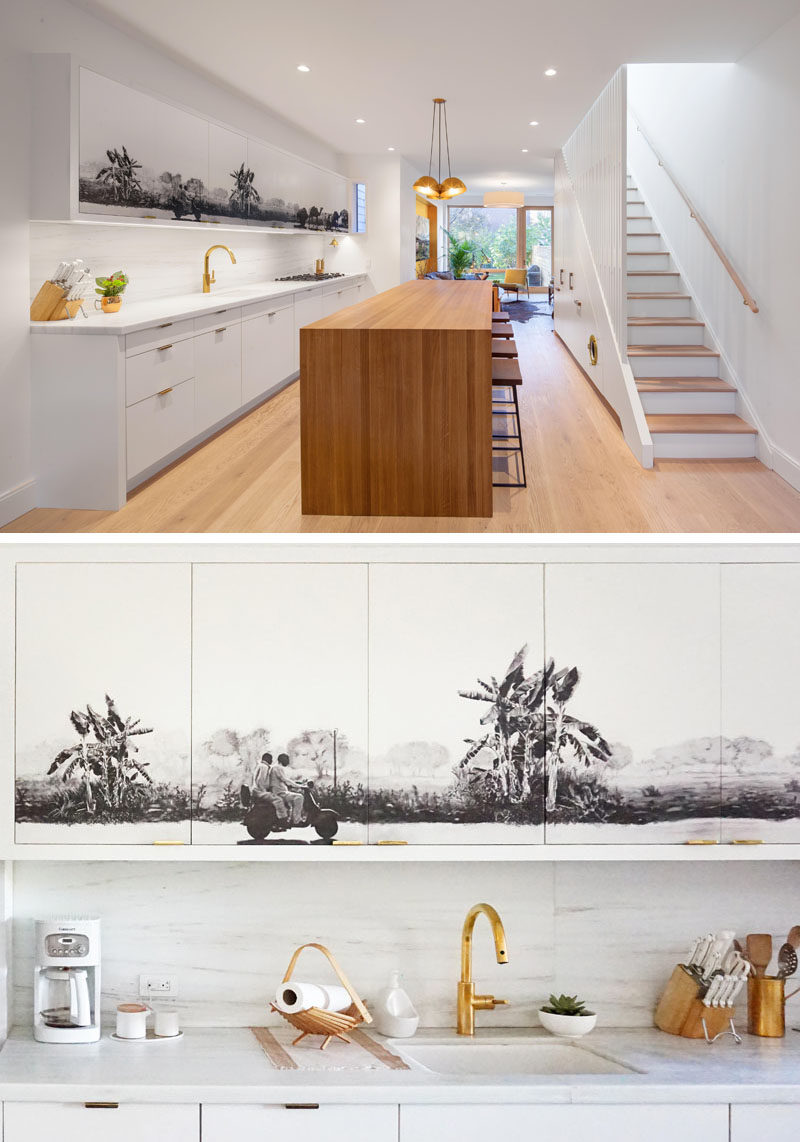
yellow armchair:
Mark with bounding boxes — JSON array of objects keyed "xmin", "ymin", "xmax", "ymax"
[{"xmin": 498, "ymin": 268, "xmax": 530, "ymax": 302}]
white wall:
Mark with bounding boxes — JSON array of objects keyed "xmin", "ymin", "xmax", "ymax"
[
  {"xmin": 0, "ymin": 863, "xmax": 11, "ymax": 1042},
  {"xmin": 0, "ymin": 0, "xmax": 360, "ymax": 525},
  {"xmin": 9, "ymin": 859, "xmax": 797, "ymax": 1031},
  {"xmin": 628, "ymin": 12, "xmax": 800, "ymax": 488},
  {"xmin": 343, "ymin": 155, "xmax": 416, "ymax": 294}
]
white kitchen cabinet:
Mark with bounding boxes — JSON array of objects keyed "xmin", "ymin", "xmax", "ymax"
[
  {"xmin": 202, "ymin": 1103, "xmax": 397, "ymax": 1141},
  {"xmin": 401, "ymin": 1104, "xmax": 727, "ymax": 1142},
  {"xmin": 293, "ymin": 286, "xmax": 324, "ymax": 370},
  {"xmin": 322, "ymin": 282, "xmax": 358, "ymax": 317},
  {"xmin": 721, "ymin": 565, "xmax": 800, "ymax": 843},
  {"xmin": 126, "ymin": 376, "xmax": 195, "ymax": 479},
  {"xmin": 242, "ymin": 299, "xmax": 296, "ymax": 404},
  {"xmin": 125, "ymin": 337, "xmax": 195, "ymax": 408},
  {"xmin": 368, "ymin": 563, "xmax": 546, "ymax": 845},
  {"xmin": 193, "ymin": 323, "xmax": 243, "ymax": 435},
  {"xmin": 544, "ymin": 563, "xmax": 721, "ymax": 844},
  {"xmin": 3, "ymin": 1102, "xmax": 199, "ymax": 1142},
  {"xmin": 731, "ymin": 1105, "xmax": 800, "ymax": 1142}
]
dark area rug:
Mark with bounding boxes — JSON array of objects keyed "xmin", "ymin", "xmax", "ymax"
[{"xmin": 503, "ymin": 299, "xmax": 553, "ymax": 323}]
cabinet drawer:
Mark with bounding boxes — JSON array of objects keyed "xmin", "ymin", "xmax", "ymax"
[
  {"xmin": 3, "ymin": 1102, "xmax": 199, "ymax": 1142},
  {"xmin": 732, "ymin": 1106, "xmax": 800, "ymax": 1142},
  {"xmin": 126, "ymin": 376, "xmax": 195, "ymax": 479},
  {"xmin": 241, "ymin": 294, "xmax": 293, "ymax": 321},
  {"xmin": 126, "ymin": 337, "xmax": 194, "ymax": 407},
  {"xmin": 125, "ymin": 318, "xmax": 194, "ymax": 357},
  {"xmin": 202, "ymin": 1104, "xmax": 397, "ymax": 1142},
  {"xmin": 193, "ymin": 306, "xmax": 242, "ymax": 335}
]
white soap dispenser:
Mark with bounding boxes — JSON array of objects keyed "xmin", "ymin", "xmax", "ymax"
[{"xmin": 372, "ymin": 970, "xmax": 419, "ymax": 1038}]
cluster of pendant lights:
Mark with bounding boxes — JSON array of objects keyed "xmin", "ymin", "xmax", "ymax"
[{"xmin": 412, "ymin": 98, "xmax": 467, "ymax": 200}]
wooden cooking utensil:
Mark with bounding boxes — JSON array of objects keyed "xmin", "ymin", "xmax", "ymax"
[
  {"xmin": 786, "ymin": 926, "xmax": 800, "ymax": 950},
  {"xmin": 777, "ymin": 944, "xmax": 798, "ymax": 979},
  {"xmin": 747, "ymin": 934, "xmax": 773, "ymax": 978}
]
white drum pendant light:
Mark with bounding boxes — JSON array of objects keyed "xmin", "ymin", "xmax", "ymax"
[
  {"xmin": 413, "ymin": 99, "xmax": 466, "ymax": 200},
  {"xmin": 483, "ymin": 190, "xmax": 524, "ymax": 208}
]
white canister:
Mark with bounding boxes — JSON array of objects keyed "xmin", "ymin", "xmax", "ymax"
[
  {"xmin": 115, "ymin": 1002, "xmax": 149, "ymax": 1039},
  {"xmin": 153, "ymin": 1008, "xmax": 180, "ymax": 1038}
]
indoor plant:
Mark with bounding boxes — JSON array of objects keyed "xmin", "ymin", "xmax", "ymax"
[
  {"xmin": 538, "ymin": 993, "xmax": 597, "ymax": 1038},
  {"xmin": 94, "ymin": 271, "xmax": 129, "ymax": 313}
]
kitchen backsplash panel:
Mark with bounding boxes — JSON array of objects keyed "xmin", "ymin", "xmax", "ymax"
[
  {"xmin": 30, "ymin": 222, "xmax": 366, "ymax": 302},
  {"xmin": 10, "ymin": 860, "xmax": 798, "ymax": 1030}
]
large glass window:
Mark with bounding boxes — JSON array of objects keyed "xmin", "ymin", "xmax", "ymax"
[
  {"xmin": 445, "ymin": 205, "xmax": 553, "ymax": 285},
  {"xmin": 525, "ymin": 208, "xmax": 552, "ymax": 285}
]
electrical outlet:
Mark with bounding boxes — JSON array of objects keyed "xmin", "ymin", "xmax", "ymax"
[{"xmin": 139, "ymin": 974, "xmax": 177, "ymax": 998}]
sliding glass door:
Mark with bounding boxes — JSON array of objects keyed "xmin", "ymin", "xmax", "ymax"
[{"xmin": 446, "ymin": 204, "xmax": 553, "ymax": 286}]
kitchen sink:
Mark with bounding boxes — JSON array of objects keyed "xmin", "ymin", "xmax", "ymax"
[{"xmin": 391, "ymin": 1038, "xmax": 636, "ymax": 1077}]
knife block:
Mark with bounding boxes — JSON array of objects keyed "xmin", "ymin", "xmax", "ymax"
[
  {"xmin": 654, "ymin": 964, "xmax": 735, "ymax": 1039},
  {"xmin": 30, "ymin": 281, "xmax": 84, "ymax": 321}
]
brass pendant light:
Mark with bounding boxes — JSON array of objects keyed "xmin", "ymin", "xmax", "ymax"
[{"xmin": 413, "ymin": 99, "xmax": 466, "ymax": 200}]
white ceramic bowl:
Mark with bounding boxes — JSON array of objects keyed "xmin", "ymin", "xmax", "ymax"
[{"xmin": 538, "ymin": 1009, "xmax": 597, "ymax": 1038}]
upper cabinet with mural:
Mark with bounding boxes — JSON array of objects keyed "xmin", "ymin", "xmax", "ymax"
[
  {"xmin": 30, "ymin": 56, "xmax": 350, "ymax": 232},
  {"xmin": 8, "ymin": 558, "xmax": 800, "ymax": 854}
]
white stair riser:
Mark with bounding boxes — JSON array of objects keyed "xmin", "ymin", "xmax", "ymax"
[
  {"xmin": 628, "ymin": 323, "xmax": 706, "ymax": 346},
  {"xmin": 627, "ymin": 233, "xmax": 665, "ymax": 252},
  {"xmin": 626, "ymin": 203, "xmax": 650, "ymax": 219},
  {"xmin": 639, "ymin": 390, "xmax": 737, "ymax": 415},
  {"xmin": 631, "ymin": 355, "xmax": 719, "ymax": 378},
  {"xmin": 627, "ymin": 297, "xmax": 692, "ymax": 318},
  {"xmin": 627, "ymin": 216, "xmax": 655, "ymax": 232},
  {"xmin": 627, "ymin": 253, "xmax": 672, "ymax": 271},
  {"xmin": 651, "ymin": 432, "xmax": 757, "ymax": 460},
  {"xmin": 626, "ymin": 273, "xmax": 682, "ymax": 291}
]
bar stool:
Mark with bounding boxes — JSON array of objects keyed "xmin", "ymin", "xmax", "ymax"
[
  {"xmin": 492, "ymin": 337, "xmax": 518, "ymax": 358},
  {"xmin": 495, "ymin": 311, "xmax": 511, "ymax": 321},
  {"xmin": 491, "ymin": 322, "xmax": 514, "ymax": 339},
  {"xmin": 491, "ymin": 357, "xmax": 526, "ymax": 489}
]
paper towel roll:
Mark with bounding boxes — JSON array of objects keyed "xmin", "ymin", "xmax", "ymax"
[{"xmin": 274, "ymin": 981, "xmax": 352, "ymax": 1014}]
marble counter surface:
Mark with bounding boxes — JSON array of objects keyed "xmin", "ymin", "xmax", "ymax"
[
  {"xmin": 1, "ymin": 1026, "xmax": 799, "ymax": 1104},
  {"xmin": 29, "ymin": 274, "xmax": 365, "ymax": 337}
]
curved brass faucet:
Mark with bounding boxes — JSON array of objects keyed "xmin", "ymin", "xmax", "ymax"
[
  {"xmin": 457, "ymin": 902, "xmax": 509, "ymax": 1035},
  {"xmin": 202, "ymin": 244, "xmax": 237, "ymax": 293}
]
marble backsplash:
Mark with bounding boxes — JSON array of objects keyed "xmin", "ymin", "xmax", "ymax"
[
  {"xmin": 30, "ymin": 222, "xmax": 368, "ymax": 303},
  {"xmin": 9, "ymin": 860, "xmax": 797, "ymax": 1031}
]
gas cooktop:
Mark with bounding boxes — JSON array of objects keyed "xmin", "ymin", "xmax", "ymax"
[{"xmin": 276, "ymin": 272, "xmax": 347, "ymax": 282}]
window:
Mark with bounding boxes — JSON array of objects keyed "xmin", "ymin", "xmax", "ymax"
[
  {"xmin": 445, "ymin": 204, "xmax": 553, "ymax": 285},
  {"xmin": 353, "ymin": 182, "xmax": 366, "ymax": 233}
]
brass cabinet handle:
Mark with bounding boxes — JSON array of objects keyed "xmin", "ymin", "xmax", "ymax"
[
  {"xmin": 574, "ymin": 299, "xmax": 582, "ymax": 308},
  {"xmin": 158, "ymin": 322, "xmax": 173, "ymax": 329},
  {"xmin": 215, "ymin": 327, "xmax": 227, "ymax": 334},
  {"xmin": 376, "ymin": 840, "xmax": 408, "ymax": 845},
  {"xmin": 685, "ymin": 839, "xmax": 719, "ymax": 845},
  {"xmin": 569, "ymin": 272, "xmax": 575, "ymax": 290},
  {"xmin": 268, "ymin": 310, "xmax": 277, "ymax": 317},
  {"xmin": 588, "ymin": 334, "xmax": 598, "ymax": 365},
  {"xmin": 157, "ymin": 343, "xmax": 173, "ymax": 352},
  {"xmin": 157, "ymin": 387, "xmax": 173, "ymax": 397},
  {"xmin": 284, "ymin": 1104, "xmax": 320, "ymax": 1110},
  {"xmin": 731, "ymin": 839, "xmax": 763, "ymax": 845},
  {"xmin": 84, "ymin": 1102, "xmax": 119, "ymax": 1109}
]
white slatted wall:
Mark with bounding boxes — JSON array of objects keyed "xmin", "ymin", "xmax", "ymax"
[{"xmin": 562, "ymin": 66, "xmax": 628, "ymax": 359}]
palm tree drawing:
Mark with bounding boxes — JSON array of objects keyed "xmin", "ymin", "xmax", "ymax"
[
  {"xmin": 458, "ymin": 647, "xmax": 611, "ymax": 812},
  {"xmin": 96, "ymin": 146, "xmax": 143, "ymax": 203},
  {"xmin": 229, "ymin": 163, "xmax": 261, "ymax": 218}
]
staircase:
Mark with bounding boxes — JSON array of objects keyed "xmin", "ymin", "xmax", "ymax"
[{"xmin": 626, "ymin": 174, "xmax": 757, "ymax": 459}]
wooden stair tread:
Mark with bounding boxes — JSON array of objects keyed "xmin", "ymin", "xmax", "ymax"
[
  {"xmin": 646, "ymin": 414, "xmax": 756, "ymax": 435},
  {"xmin": 636, "ymin": 377, "xmax": 736, "ymax": 393},
  {"xmin": 627, "ymin": 292, "xmax": 691, "ymax": 299},
  {"xmin": 492, "ymin": 358, "xmax": 523, "ymax": 386},
  {"xmin": 628, "ymin": 317, "xmax": 703, "ymax": 326},
  {"xmin": 628, "ymin": 344, "xmax": 719, "ymax": 356}
]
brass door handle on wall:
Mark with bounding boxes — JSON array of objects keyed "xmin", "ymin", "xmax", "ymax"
[
  {"xmin": 559, "ymin": 268, "xmax": 564, "ymax": 285},
  {"xmin": 588, "ymin": 334, "xmax": 598, "ymax": 365},
  {"xmin": 569, "ymin": 272, "xmax": 575, "ymax": 290}
]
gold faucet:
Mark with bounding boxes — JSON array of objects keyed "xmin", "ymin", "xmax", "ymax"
[
  {"xmin": 457, "ymin": 902, "xmax": 509, "ymax": 1035},
  {"xmin": 202, "ymin": 244, "xmax": 237, "ymax": 293}
]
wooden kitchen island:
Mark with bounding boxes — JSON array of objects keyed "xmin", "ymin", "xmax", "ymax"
[{"xmin": 300, "ymin": 279, "xmax": 493, "ymax": 517}]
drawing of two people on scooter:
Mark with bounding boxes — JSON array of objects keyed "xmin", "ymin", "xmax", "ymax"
[{"xmin": 251, "ymin": 752, "xmax": 304, "ymax": 829}]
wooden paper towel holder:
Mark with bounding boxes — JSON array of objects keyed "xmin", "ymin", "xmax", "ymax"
[{"xmin": 270, "ymin": 942, "xmax": 372, "ymax": 1050}]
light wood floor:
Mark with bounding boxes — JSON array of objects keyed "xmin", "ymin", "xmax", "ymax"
[{"xmin": 7, "ymin": 313, "xmax": 800, "ymax": 534}]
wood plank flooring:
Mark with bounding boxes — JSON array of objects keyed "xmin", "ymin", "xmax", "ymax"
[{"xmin": 6, "ymin": 313, "xmax": 800, "ymax": 534}]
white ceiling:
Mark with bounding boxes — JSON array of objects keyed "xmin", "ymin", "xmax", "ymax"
[{"xmin": 73, "ymin": 0, "xmax": 798, "ymax": 194}]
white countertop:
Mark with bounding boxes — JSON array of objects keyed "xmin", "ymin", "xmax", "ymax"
[
  {"xmin": 1, "ymin": 1026, "xmax": 799, "ymax": 1105},
  {"xmin": 29, "ymin": 274, "xmax": 365, "ymax": 337}
]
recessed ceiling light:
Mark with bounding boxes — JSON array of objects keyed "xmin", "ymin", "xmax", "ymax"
[
  {"xmin": 387, "ymin": 146, "xmax": 395, "ymax": 151},
  {"xmin": 529, "ymin": 120, "xmax": 539, "ymax": 127},
  {"xmin": 544, "ymin": 68, "xmax": 557, "ymax": 76},
  {"xmin": 355, "ymin": 118, "xmax": 366, "ymax": 124},
  {"xmin": 521, "ymin": 148, "xmax": 528, "ymax": 153},
  {"xmin": 297, "ymin": 64, "xmax": 310, "ymax": 72}
]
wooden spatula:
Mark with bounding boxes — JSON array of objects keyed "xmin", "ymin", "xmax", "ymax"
[
  {"xmin": 786, "ymin": 926, "xmax": 800, "ymax": 949},
  {"xmin": 747, "ymin": 933, "xmax": 773, "ymax": 977}
]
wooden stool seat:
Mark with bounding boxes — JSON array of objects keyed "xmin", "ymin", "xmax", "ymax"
[
  {"xmin": 495, "ymin": 310, "xmax": 511, "ymax": 321},
  {"xmin": 491, "ymin": 338, "xmax": 518, "ymax": 358},
  {"xmin": 492, "ymin": 358, "xmax": 522, "ymax": 386},
  {"xmin": 491, "ymin": 324, "xmax": 514, "ymax": 339}
]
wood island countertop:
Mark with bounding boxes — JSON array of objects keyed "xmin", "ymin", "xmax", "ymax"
[{"xmin": 300, "ymin": 279, "xmax": 494, "ymax": 518}]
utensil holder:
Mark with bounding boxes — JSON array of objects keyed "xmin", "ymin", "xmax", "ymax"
[
  {"xmin": 30, "ymin": 281, "xmax": 84, "ymax": 321},
  {"xmin": 748, "ymin": 976, "xmax": 786, "ymax": 1037},
  {"xmin": 654, "ymin": 964, "xmax": 738, "ymax": 1041},
  {"xmin": 270, "ymin": 942, "xmax": 371, "ymax": 1051}
]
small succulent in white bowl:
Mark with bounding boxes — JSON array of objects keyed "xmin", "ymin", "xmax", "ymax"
[{"xmin": 538, "ymin": 993, "xmax": 597, "ymax": 1038}]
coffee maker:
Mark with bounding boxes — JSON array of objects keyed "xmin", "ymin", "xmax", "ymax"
[{"xmin": 34, "ymin": 918, "xmax": 101, "ymax": 1043}]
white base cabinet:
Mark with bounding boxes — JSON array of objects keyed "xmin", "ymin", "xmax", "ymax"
[
  {"xmin": 400, "ymin": 1104, "xmax": 729, "ymax": 1142},
  {"xmin": 201, "ymin": 1103, "xmax": 398, "ymax": 1141},
  {"xmin": 3, "ymin": 1102, "xmax": 199, "ymax": 1142},
  {"xmin": 242, "ymin": 298, "xmax": 295, "ymax": 404},
  {"xmin": 731, "ymin": 1106, "xmax": 800, "ymax": 1142}
]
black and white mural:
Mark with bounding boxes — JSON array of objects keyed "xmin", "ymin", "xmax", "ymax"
[
  {"xmin": 78, "ymin": 69, "xmax": 349, "ymax": 230},
  {"xmin": 15, "ymin": 564, "xmax": 192, "ymax": 843},
  {"xmin": 190, "ymin": 564, "xmax": 368, "ymax": 844}
]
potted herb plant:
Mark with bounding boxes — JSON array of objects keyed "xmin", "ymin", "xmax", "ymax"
[
  {"xmin": 538, "ymin": 993, "xmax": 597, "ymax": 1038},
  {"xmin": 94, "ymin": 271, "xmax": 129, "ymax": 313}
]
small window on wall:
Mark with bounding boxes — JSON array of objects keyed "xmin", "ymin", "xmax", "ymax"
[{"xmin": 353, "ymin": 182, "xmax": 366, "ymax": 233}]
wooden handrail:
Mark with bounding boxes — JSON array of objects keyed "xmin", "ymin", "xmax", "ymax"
[{"xmin": 630, "ymin": 114, "xmax": 758, "ymax": 313}]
